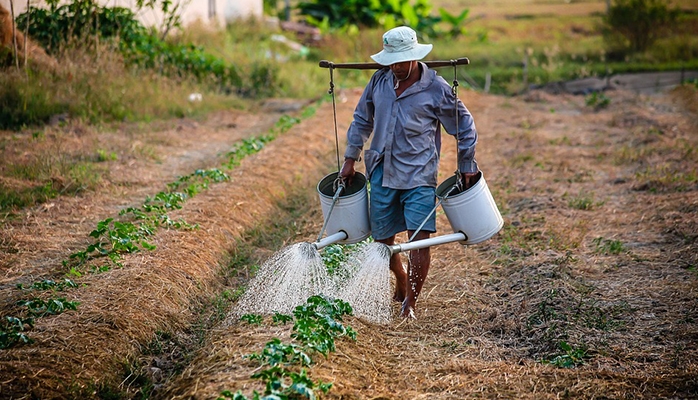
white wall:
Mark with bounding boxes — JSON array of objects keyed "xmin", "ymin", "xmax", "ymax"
[{"xmin": 0, "ymin": 0, "xmax": 263, "ymax": 29}]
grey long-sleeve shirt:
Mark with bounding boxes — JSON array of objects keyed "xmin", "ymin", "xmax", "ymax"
[{"xmin": 344, "ymin": 62, "xmax": 478, "ymax": 190}]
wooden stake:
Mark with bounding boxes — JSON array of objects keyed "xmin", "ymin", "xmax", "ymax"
[{"xmin": 9, "ymin": 0, "xmax": 19, "ymax": 70}]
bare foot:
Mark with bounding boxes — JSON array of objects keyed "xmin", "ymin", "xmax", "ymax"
[
  {"xmin": 392, "ymin": 264, "xmax": 407, "ymax": 302},
  {"xmin": 400, "ymin": 298, "xmax": 416, "ymax": 319}
]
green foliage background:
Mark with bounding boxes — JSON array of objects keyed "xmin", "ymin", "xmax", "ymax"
[{"xmin": 0, "ymin": 0, "xmax": 696, "ymax": 131}]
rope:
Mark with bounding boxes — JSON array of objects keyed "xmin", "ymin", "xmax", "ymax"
[
  {"xmin": 451, "ymin": 60, "xmax": 463, "ymax": 190},
  {"xmin": 328, "ymin": 64, "xmax": 342, "ymax": 173},
  {"xmin": 317, "ymin": 183, "xmax": 345, "ymax": 242}
]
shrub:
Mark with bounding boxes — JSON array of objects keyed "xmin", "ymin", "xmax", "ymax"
[
  {"xmin": 0, "ymin": 75, "xmax": 66, "ymax": 129},
  {"xmin": 603, "ymin": 0, "xmax": 678, "ymax": 54},
  {"xmin": 297, "ymin": 0, "xmax": 440, "ymax": 36},
  {"xmin": 16, "ymin": 0, "xmax": 243, "ymax": 92}
]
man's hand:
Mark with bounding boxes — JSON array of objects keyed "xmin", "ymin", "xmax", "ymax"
[
  {"xmin": 340, "ymin": 158, "xmax": 356, "ymax": 186},
  {"xmin": 460, "ymin": 171, "xmax": 480, "ymax": 190}
]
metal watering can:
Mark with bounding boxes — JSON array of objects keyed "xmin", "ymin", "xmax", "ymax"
[{"xmin": 312, "ymin": 170, "xmax": 503, "ymax": 254}]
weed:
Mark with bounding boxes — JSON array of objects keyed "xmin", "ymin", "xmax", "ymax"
[
  {"xmin": 527, "ymin": 289, "xmax": 561, "ymax": 328},
  {"xmin": 240, "ymin": 314, "xmax": 264, "ymax": 325},
  {"xmin": 687, "ymin": 265, "xmax": 698, "ymax": 276},
  {"xmin": 96, "ymin": 149, "xmax": 118, "ymax": 162},
  {"xmin": 211, "ymin": 290, "xmax": 237, "ymax": 323},
  {"xmin": 566, "ymin": 192, "xmax": 597, "ymax": 210},
  {"xmin": 592, "ymin": 237, "xmax": 626, "ymax": 255},
  {"xmin": 634, "ymin": 164, "xmax": 698, "ymax": 193},
  {"xmin": 585, "ymin": 92, "xmax": 610, "ymax": 109},
  {"xmin": 0, "ymin": 181, "xmax": 58, "ymax": 211},
  {"xmin": 543, "ymin": 341, "xmax": 589, "ymax": 368},
  {"xmin": 574, "ymin": 298, "xmax": 628, "ymax": 331}
]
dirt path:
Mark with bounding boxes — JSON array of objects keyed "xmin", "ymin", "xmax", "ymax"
[{"xmin": 1, "ymin": 86, "xmax": 697, "ymax": 399}]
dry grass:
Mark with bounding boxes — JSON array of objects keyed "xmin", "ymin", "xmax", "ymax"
[
  {"xmin": 1, "ymin": 75, "xmax": 697, "ymax": 399},
  {"xmin": 157, "ymin": 88, "xmax": 696, "ymax": 399}
]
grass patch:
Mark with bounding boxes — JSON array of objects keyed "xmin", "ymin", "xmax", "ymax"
[{"xmin": 592, "ymin": 236, "xmax": 626, "ymax": 255}]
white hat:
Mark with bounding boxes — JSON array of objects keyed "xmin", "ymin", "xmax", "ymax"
[{"xmin": 370, "ymin": 26, "xmax": 433, "ymax": 66}]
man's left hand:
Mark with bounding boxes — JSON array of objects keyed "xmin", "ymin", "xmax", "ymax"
[{"xmin": 460, "ymin": 171, "xmax": 479, "ymax": 190}]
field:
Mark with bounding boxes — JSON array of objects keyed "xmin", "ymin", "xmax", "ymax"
[{"xmin": 1, "ymin": 1, "xmax": 698, "ymax": 399}]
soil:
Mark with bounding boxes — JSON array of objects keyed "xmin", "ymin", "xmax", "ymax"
[{"xmin": 0, "ymin": 85, "xmax": 697, "ymax": 399}]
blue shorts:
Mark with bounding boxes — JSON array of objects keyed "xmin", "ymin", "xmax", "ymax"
[{"xmin": 369, "ymin": 163, "xmax": 436, "ymax": 241}]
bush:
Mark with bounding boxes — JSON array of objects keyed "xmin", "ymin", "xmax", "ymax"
[
  {"xmin": 297, "ymin": 0, "xmax": 440, "ymax": 36},
  {"xmin": 0, "ymin": 74, "xmax": 67, "ymax": 129},
  {"xmin": 603, "ymin": 0, "xmax": 678, "ymax": 53},
  {"xmin": 16, "ymin": 0, "xmax": 244, "ymax": 93}
]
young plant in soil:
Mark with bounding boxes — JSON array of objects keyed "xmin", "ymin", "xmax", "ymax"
[{"xmin": 220, "ymin": 295, "xmax": 355, "ymax": 400}]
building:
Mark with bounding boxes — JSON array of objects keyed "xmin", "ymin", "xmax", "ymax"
[{"xmin": 0, "ymin": 0, "xmax": 263, "ymax": 28}]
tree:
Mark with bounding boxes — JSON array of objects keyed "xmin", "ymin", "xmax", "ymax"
[{"xmin": 604, "ymin": 0, "xmax": 678, "ymax": 53}]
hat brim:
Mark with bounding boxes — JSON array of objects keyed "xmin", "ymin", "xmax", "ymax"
[{"xmin": 370, "ymin": 43, "xmax": 433, "ymax": 66}]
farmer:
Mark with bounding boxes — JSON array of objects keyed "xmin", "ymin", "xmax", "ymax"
[{"xmin": 339, "ymin": 26, "xmax": 479, "ymax": 319}]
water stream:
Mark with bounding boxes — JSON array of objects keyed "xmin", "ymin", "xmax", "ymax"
[{"xmin": 232, "ymin": 241, "xmax": 392, "ymax": 324}]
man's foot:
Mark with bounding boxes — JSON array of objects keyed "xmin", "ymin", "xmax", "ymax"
[
  {"xmin": 392, "ymin": 264, "xmax": 407, "ymax": 302},
  {"xmin": 400, "ymin": 298, "xmax": 416, "ymax": 319}
]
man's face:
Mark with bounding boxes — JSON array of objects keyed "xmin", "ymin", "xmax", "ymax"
[{"xmin": 390, "ymin": 61, "xmax": 414, "ymax": 80}]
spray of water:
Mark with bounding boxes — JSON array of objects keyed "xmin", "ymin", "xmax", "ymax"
[
  {"xmin": 232, "ymin": 242, "xmax": 331, "ymax": 317},
  {"xmin": 335, "ymin": 242, "xmax": 393, "ymax": 324},
  {"xmin": 231, "ymin": 241, "xmax": 393, "ymax": 324}
]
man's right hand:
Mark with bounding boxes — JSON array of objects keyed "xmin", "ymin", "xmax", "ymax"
[{"xmin": 339, "ymin": 158, "xmax": 356, "ymax": 186}]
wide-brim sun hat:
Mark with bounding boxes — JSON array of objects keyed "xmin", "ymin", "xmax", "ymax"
[{"xmin": 370, "ymin": 26, "xmax": 433, "ymax": 66}]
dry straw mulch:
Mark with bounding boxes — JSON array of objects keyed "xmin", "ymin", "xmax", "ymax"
[
  {"xmin": 162, "ymin": 88, "xmax": 698, "ymax": 399},
  {"xmin": 1, "ymin": 86, "xmax": 697, "ymax": 399}
]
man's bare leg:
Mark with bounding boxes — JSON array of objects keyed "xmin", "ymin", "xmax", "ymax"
[
  {"xmin": 376, "ymin": 235, "xmax": 407, "ymax": 302},
  {"xmin": 401, "ymin": 230, "xmax": 431, "ymax": 318}
]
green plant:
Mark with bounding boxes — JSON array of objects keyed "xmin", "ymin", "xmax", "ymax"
[
  {"xmin": 544, "ymin": 341, "xmax": 589, "ymax": 368},
  {"xmin": 96, "ymin": 149, "xmax": 118, "ymax": 162},
  {"xmin": 19, "ymin": 297, "xmax": 80, "ymax": 317},
  {"xmin": 0, "ymin": 316, "xmax": 34, "ymax": 349},
  {"xmin": 297, "ymin": 0, "xmax": 441, "ymax": 36},
  {"xmin": 0, "ymin": 181, "xmax": 59, "ymax": 211},
  {"xmin": 64, "ymin": 168, "xmax": 236, "ymax": 271},
  {"xmin": 289, "ymin": 295, "xmax": 356, "ymax": 359},
  {"xmin": 321, "ymin": 244, "xmax": 347, "ymax": 275},
  {"xmin": 248, "ymin": 337, "xmax": 313, "ymax": 367},
  {"xmin": 17, "ymin": 279, "xmax": 78, "ymax": 291},
  {"xmin": 567, "ymin": 193, "xmax": 596, "ymax": 210},
  {"xmin": 603, "ymin": 0, "xmax": 678, "ymax": 53},
  {"xmin": 240, "ymin": 313, "xmax": 264, "ymax": 325},
  {"xmin": 593, "ymin": 237, "xmax": 625, "ymax": 255},
  {"xmin": 273, "ymin": 312, "xmax": 294, "ymax": 325},
  {"xmin": 585, "ymin": 92, "xmax": 610, "ymax": 109},
  {"xmin": 16, "ymin": 0, "xmax": 247, "ymax": 94},
  {"xmin": 438, "ymin": 8, "xmax": 469, "ymax": 38},
  {"xmin": 221, "ymin": 296, "xmax": 354, "ymax": 400}
]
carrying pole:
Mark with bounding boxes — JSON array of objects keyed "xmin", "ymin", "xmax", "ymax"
[{"xmin": 319, "ymin": 58, "xmax": 470, "ymax": 70}]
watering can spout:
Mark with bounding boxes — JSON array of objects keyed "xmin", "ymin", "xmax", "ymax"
[
  {"xmin": 312, "ymin": 231, "xmax": 348, "ymax": 251},
  {"xmin": 388, "ymin": 232, "xmax": 467, "ymax": 255}
]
